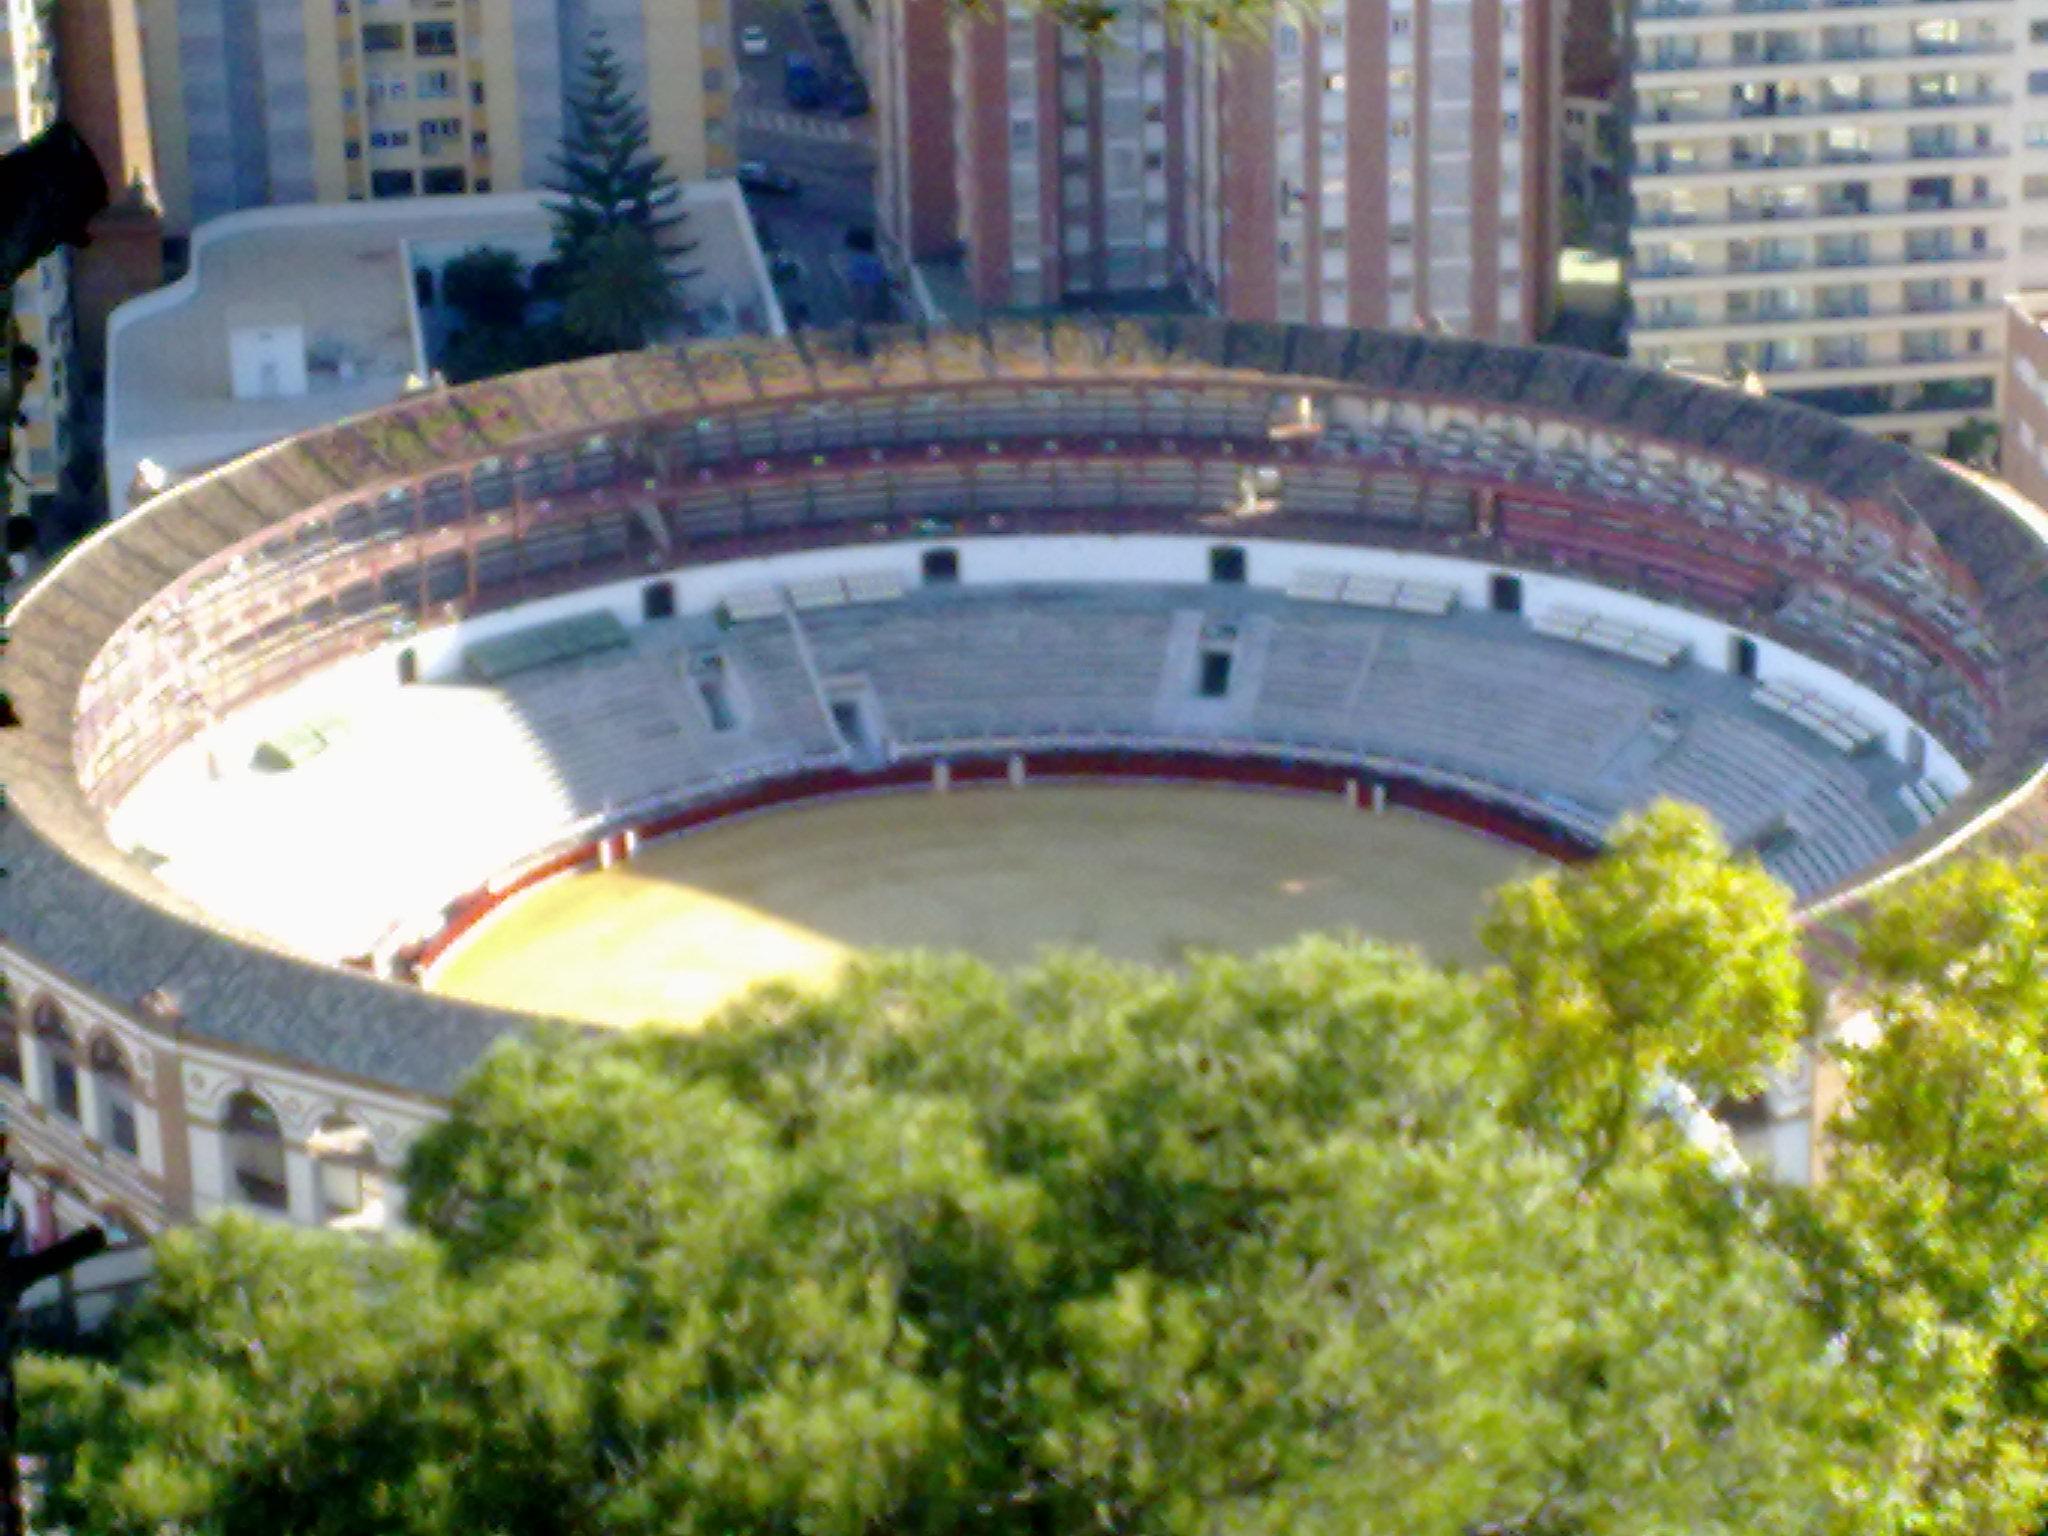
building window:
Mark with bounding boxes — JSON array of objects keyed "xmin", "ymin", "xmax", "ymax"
[
  {"xmin": 371, "ymin": 168, "xmax": 417, "ymax": 197},
  {"xmin": 704, "ymin": 67, "xmax": 724, "ymax": 91},
  {"xmin": 418, "ymin": 68, "xmax": 454, "ymax": 98},
  {"xmin": 89, "ymin": 1038, "xmax": 139, "ymax": 1157},
  {"xmin": 423, "ymin": 165, "xmax": 467, "ymax": 194},
  {"xmin": 345, "ymin": 139, "xmax": 361, "ymax": 160},
  {"xmin": 224, "ymin": 1092, "xmax": 289, "ymax": 1211},
  {"xmin": 471, "ymin": 80, "xmax": 486, "ymax": 105},
  {"xmin": 414, "ymin": 20, "xmax": 456, "ymax": 56},
  {"xmin": 0, "ymin": 1000, "xmax": 19, "ymax": 1087},
  {"xmin": 33, "ymin": 1001, "xmax": 78, "ymax": 1121},
  {"xmin": 362, "ymin": 21, "xmax": 403, "ymax": 51}
]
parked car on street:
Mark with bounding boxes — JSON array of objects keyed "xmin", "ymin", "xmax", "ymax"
[
  {"xmin": 737, "ymin": 160, "xmax": 801, "ymax": 197},
  {"xmin": 738, "ymin": 24, "xmax": 770, "ymax": 56},
  {"xmin": 833, "ymin": 76, "xmax": 869, "ymax": 116},
  {"xmin": 784, "ymin": 53, "xmax": 828, "ymax": 109}
]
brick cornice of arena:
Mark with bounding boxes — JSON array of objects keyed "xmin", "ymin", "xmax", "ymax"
[{"xmin": 4, "ymin": 317, "xmax": 2048, "ymax": 1098}]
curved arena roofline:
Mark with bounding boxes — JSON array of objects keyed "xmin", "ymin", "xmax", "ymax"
[{"xmin": 6, "ymin": 316, "xmax": 2048, "ymax": 1100}]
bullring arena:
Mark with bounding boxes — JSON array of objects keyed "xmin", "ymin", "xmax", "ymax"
[{"xmin": 4, "ymin": 318, "xmax": 2047, "ymax": 1244}]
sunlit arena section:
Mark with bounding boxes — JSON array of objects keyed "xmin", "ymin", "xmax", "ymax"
[
  {"xmin": 425, "ymin": 785, "xmax": 1547, "ymax": 1030},
  {"xmin": 4, "ymin": 317, "xmax": 2048, "ymax": 1250}
]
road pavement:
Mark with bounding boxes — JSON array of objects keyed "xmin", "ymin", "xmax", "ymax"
[{"xmin": 730, "ymin": 0, "xmax": 898, "ymax": 330}]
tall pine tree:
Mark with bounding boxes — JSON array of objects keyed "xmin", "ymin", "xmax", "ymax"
[{"xmin": 548, "ymin": 37, "xmax": 696, "ymax": 350}]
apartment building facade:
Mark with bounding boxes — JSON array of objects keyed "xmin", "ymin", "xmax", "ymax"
[
  {"xmin": 1626, "ymin": 0, "xmax": 2024, "ymax": 448},
  {"xmin": 881, "ymin": 0, "xmax": 1557, "ymax": 342},
  {"xmin": 136, "ymin": 0, "xmax": 734, "ymax": 235},
  {"xmin": 2, "ymin": 0, "xmax": 74, "ymax": 500}
]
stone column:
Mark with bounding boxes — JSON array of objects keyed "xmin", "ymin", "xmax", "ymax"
[
  {"xmin": 186, "ymin": 1121, "xmax": 230, "ymax": 1214},
  {"xmin": 19, "ymin": 1030, "xmax": 46, "ymax": 1110},
  {"xmin": 284, "ymin": 1147, "xmax": 321, "ymax": 1227},
  {"xmin": 136, "ymin": 1102, "xmax": 165, "ymax": 1179},
  {"xmin": 75, "ymin": 1063, "xmax": 104, "ymax": 1144}
]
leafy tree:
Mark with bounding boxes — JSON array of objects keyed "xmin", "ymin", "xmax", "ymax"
[
  {"xmin": 1481, "ymin": 800, "xmax": 1809, "ymax": 1179},
  {"xmin": 560, "ymin": 225, "xmax": 682, "ymax": 354},
  {"xmin": 26, "ymin": 942, "xmax": 1872, "ymax": 1535},
  {"xmin": 1763, "ymin": 858, "xmax": 2048, "ymax": 1534},
  {"xmin": 439, "ymin": 316, "xmax": 578, "ymax": 386},
  {"xmin": 437, "ymin": 246, "xmax": 529, "ymax": 331},
  {"xmin": 1944, "ymin": 416, "xmax": 2000, "ymax": 469},
  {"xmin": 547, "ymin": 37, "xmax": 695, "ymax": 355}
]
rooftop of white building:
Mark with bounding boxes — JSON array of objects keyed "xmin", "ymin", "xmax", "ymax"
[{"xmin": 105, "ymin": 185, "xmax": 780, "ymax": 518}]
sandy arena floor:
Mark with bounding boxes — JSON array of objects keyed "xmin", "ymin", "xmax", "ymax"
[{"xmin": 426, "ymin": 784, "xmax": 1542, "ymax": 1031}]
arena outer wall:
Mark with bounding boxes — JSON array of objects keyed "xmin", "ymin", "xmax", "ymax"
[{"xmin": 5, "ymin": 317, "xmax": 2048, "ymax": 1243}]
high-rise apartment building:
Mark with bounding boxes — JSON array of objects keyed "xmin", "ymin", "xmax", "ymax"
[
  {"xmin": 2, "ymin": 0, "xmax": 74, "ymax": 500},
  {"xmin": 136, "ymin": 0, "xmax": 735, "ymax": 235},
  {"xmin": 874, "ymin": 0, "xmax": 958, "ymax": 267},
  {"xmin": 1625, "ymin": 2, "xmax": 2018, "ymax": 448},
  {"xmin": 56, "ymin": 0, "xmax": 166, "ymax": 376},
  {"xmin": 881, "ymin": 0, "xmax": 1557, "ymax": 341}
]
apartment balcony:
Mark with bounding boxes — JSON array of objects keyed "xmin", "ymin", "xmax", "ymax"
[
  {"xmin": 1735, "ymin": 353, "xmax": 1994, "ymax": 389},
  {"xmin": 1630, "ymin": 298, "xmax": 2002, "ymax": 341},
  {"xmin": 1636, "ymin": 146, "xmax": 2004, "ymax": 186},
  {"xmin": 1638, "ymin": 0, "xmax": 2007, "ymax": 27},
  {"xmin": 1632, "ymin": 246, "xmax": 2004, "ymax": 287},
  {"xmin": 1634, "ymin": 93, "xmax": 2011, "ymax": 138},
  {"xmin": 1637, "ymin": 43, "xmax": 2010, "ymax": 86},
  {"xmin": 1632, "ymin": 197, "xmax": 2007, "ymax": 236}
]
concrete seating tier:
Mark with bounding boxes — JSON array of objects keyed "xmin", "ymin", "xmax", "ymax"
[{"xmin": 114, "ymin": 582, "xmax": 1922, "ymax": 962}]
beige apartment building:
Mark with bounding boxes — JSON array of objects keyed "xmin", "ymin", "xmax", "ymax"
[
  {"xmin": 1626, "ymin": 0, "xmax": 2023, "ymax": 448},
  {"xmin": 2, "ymin": 0, "xmax": 73, "ymax": 499},
  {"xmin": 882, "ymin": 0, "xmax": 1557, "ymax": 342},
  {"xmin": 136, "ymin": 0, "xmax": 734, "ymax": 235}
]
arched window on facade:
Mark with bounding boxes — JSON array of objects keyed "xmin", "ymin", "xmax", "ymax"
[
  {"xmin": 223, "ymin": 1091, "xmax": 288, "ymax": 1211},
  {"xmin": 308, "ymin": 1113, "xmax": 385, "ymax": 1229},
  {"xmin": 32, "ymin": 1000, "xmax": 79, "ymax": 1121},
  {"xmin": 89, "ymin": 1037, "xmax": 140, "ymax": 1157}
]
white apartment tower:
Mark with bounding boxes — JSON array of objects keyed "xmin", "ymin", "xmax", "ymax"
[{"xmin": 1626, "ymin": 0, "xmax": 2022, "ymax": 447}]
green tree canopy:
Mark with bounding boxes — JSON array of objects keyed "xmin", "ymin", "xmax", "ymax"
[
  {"xmin": 438, "ymin": 246, "xmax": 528, "ymax": 331},
  {"xmin": 1481, "ymin": 801, "xmax": 1810, "ymax": 1178},
  {"xmin": 560, "ymin": 225, "xmax": 682, "ymax": 354},
  {"xmin": 32, "ymin": 825, "xmax": 2048, "ymax": 1535},
  {"xmin": 1763, "ymin": 857, "xmax": 2048, "ymax": 1533},
  {"xmin": 548, "ymin": 39, "xmax": 694, "ymax": 262},
  {"xmin": 544, "ymin": 39, "xmax": 695, "ymax": 356},
  {"xmin": 27, "ymin": 938, "xmax": 1873, "ymax": 1535}
]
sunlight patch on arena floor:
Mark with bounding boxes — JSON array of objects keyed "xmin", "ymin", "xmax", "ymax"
[{"xmin": 426, "ymin": 784, "xmax": 1544, "ymax": 1031}]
